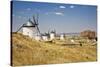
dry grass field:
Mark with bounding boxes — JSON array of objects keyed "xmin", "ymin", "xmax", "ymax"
[{"xmin": 12, "ymin": 33, "xmax": 97, "ymax": 66}]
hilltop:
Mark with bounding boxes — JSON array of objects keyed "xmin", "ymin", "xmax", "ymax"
[{"xmin": 12, "ymin": 33, "xmax": 97, "ymax": 66}]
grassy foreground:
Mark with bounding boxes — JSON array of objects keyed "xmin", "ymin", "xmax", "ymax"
[{"xmin": 12, "ymin": 33, "xmax": 97, "ymax": 66}]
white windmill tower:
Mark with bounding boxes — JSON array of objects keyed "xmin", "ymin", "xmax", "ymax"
[
  {"xmin": 16, "ymin": 14, "xmax": 41, "ymax": 40},
  {"xmin": 60, "ymin": 33, "xmax": 65, "ymax": 40},
  {"xmin": 50, "ymin": 30, "xmax": 56, "ymax": 40}
]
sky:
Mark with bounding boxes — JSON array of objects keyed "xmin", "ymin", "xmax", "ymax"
[{"xmin": 12, "ymin": 1, "xmax": 97, "ymax": 33}]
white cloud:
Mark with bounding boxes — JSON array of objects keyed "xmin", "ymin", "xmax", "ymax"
[
  {"xmin": 27, "ymin": 8, "xmax": 31, "ymax": 11},
  {"xmin": 70, "ymin": 5, "xmax": 75, "ymax": 8},
  {"xmin": 55, "ymin": 12, "xmax": 64, "ymax": 16},
  {"xmin": 59, "ymin": 6, "xmax": 66, "ymax": 8},
  {"xmin": 45, "ymin": 12, "xmax": 64, "ymax": 16}
]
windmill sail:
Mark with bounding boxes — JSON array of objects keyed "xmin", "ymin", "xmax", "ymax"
[
  {"xmin": 36, "ymin": 13, "xmax": 39, "ymax": 25},
  {"xmin": 36, "ymin": 26, "xmax": 40, "ymax": 34},
  {"xmin": 16, "ymin": 24, "xmax": 24, "ymax": 32},
  {"xmin": 32, "ymin": 14, "xmax": 40, "ymax": 34},
  {"xmin": 29, "ymin": 19, "xmax": 33, "ymax": 24},
  {"xmin": 36, "ymin": 14, "xmax": 40, "ymax": 34},
  {"xmin": 33, "ymin": 15, "xmax": 37, "ymax": 25}
]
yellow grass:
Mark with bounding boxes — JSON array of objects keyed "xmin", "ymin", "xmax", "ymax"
[{"xmin": 12, "ymin": 33, "xmax": 97, "ymax": 66}]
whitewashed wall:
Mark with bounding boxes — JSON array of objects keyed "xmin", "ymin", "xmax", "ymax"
[
  {"xmin": 22, "ymin": 27, "xmax": 37, "ymax": 38},
  {"xmin": 50, "ymin": 33, "xmax": 55, "ymax": 40},
  {"xmin": 60, "ymin": 34, "xmax": 65, "ymax": 40},
  {"xmin": 42, "ymin": 36, "xmax": 49, "ymax": 41}
]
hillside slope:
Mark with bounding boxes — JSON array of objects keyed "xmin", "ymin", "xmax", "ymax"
[{"xmin": 12, "ymin": 33, "xmax": 97, "ymax": 66}]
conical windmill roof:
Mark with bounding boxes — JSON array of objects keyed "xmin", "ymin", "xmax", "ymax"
[{"xmin": 23, "ymin": 21, "xmax": 35, "ymax": 27}]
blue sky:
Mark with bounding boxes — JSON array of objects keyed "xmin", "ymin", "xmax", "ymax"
[{"xmin": 12, "ymin": 1, "xmax": 97, "ymax": 33}]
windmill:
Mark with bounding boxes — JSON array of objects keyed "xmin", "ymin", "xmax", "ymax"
[
  {"xmin": 16, "ymin": 14, "xmax": 41, "ymax": 38},
  {"xmin": 32, "ymin": 14, "xmax": 40, "ymax": 34}
]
